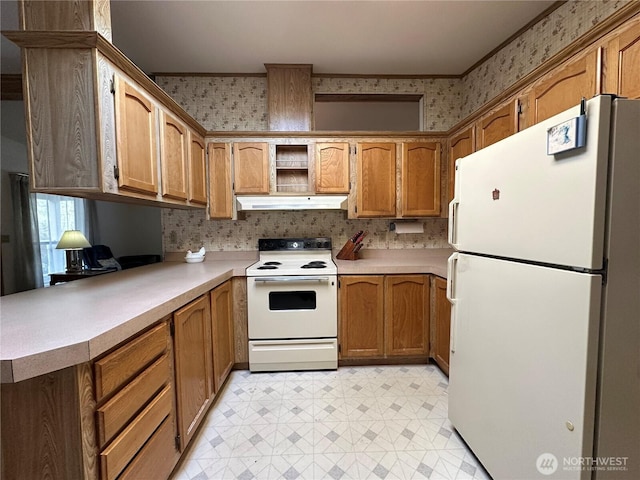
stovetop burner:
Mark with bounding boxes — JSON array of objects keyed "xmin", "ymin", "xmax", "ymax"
[
  {"xmin": 264, "ymin": 261, "xmax": 281, "ymax": 266},
  {"xmin": 301, "ymin": 261, "xmax": 327, "ymax": 269},
  {"xmin": 257, "ymin": 265, "xmax": 278, "ymax": 270}
]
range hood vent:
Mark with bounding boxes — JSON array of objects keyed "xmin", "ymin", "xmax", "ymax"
[{"xmin": 236, "ymin": 195, "xmax": 348, "ymax": 211}]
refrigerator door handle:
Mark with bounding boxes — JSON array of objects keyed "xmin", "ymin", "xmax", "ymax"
[
  {"xmin": 447, "ymin": 253, "xmax": 459, "ymax": 354},
  {"xmin": 448, "ymin": 198, "xmax": 460, "ymax": 249}
]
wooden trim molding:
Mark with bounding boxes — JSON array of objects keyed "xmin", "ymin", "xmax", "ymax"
[
  {"xmin": 1, "ymin": 74, "xmax": 23, "ymax": 100},
  {"xmin": 315, "ymin": 94, "xmax": 423, "ymax": 103},
  {"xmin": 205, "ymin": 130, "xmax": 446, "ymax": 139}
]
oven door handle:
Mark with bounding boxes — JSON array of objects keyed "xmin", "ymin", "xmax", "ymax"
[{"xmin": 254, "ymin": 276, "xmax": 332, "ymax": 283}]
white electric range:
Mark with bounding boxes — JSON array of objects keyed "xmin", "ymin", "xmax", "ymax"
[{"xmin": 246, "ymin": 237, "xmax": 338, "ymax": 372}]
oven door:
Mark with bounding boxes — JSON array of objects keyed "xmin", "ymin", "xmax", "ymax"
[{"xmin": 247, "ymin": 275, "xmax": 337, "ymax": 339}]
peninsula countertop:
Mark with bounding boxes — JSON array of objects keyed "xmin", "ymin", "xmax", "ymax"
[
  {"xmin": 1, "ymin": 248, "xmax": 452, "ymax": 383},
  {"xmin": 0, "ymin": 254, "xmax": 256, "ymax": 384}
]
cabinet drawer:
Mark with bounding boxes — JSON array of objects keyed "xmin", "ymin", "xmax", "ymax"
[
  {"xmin": 118, "ymin": 414, "xmax": 179, "ymax": 480},
  {"xmin": 99, "ymin": 384, "xmax": 173, "ymax": 480},
  {"xmin": 96, "ymin": 353, "xmax": 171, "ymax": 448},
  {"xmin": 94, "ymin": 322, "xmax": 168, "ymax": 402}
]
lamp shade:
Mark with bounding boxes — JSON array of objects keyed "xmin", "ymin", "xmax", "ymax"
[{"xmin": 55, "ymin": 230, "xmax": 91, "ymax": 250}]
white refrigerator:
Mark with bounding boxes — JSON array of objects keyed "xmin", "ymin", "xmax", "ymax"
[{"xmin": 447, "ymin": 95, "xmax": 639, "ymax": 480}]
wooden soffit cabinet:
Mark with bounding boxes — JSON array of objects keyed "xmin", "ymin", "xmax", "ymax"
[{"xmin": 266, "ymin": 64, "xmax": 313, "ymax": 131}]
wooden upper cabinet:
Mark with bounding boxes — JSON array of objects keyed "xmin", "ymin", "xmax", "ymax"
[
  {"xmin": 433, "ymin": 276, "xmax": 451, "ymax": 376},
  {"xmin": 356, "ymin": 143, "xmax": 396, "ymax": 217},
  {"xmin": 528, "ymin": 48, "xmax": 600, "ymax": 125},
  {"xmin": 384, "ymin": 275, "xmax": 429, "ymax": 357},
  {"xmin": 208, "ymin": 143, "xmax": 233, "ymax": 219},
  {"xmin": 605, "ymin": 19, "xmax": 640, "ymax": 99},
  {"xmin": 188, "ymin": 133, "xmax": 207, "ymax": 206},
  {"xmin": 400, "ymin": 142, "xmax": 440, "ymax": 217},
  {"xmin": 339, "ymin": 276, "xmax": 385, "ymax": 358},
  {"xmin": 233, "ymin": 142, "xmax": 270, "ymax": 194},
  {"xmin": 160, "ymin": 111, "xmax": 189, "ymax": 201},
  {"xmin": 476, "ymin": 100, "xmax": 519, "ymax": 150},
  {"xmin": 266, "ymin": 64, "xmax": 313, "ymax": 131},
  {"xmin": 211, "ymin": 281, "xmax": 234, "ymax": 393},
  {"xmin": 448, "ymin": 126, "xmax": 475, "ymax": 204},
  {"xmin": 173, "ymin": 294, "xmax": 213, "ymax": 450},
  {"xmin": 315, "ymin": 142, "xmax": 350, "ymax": 193},
  {"xmin": 114, "ymin": 76, "xmax": 158, "ymax": 196}
]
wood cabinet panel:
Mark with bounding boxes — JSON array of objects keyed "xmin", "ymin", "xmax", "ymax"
[
  {"xmin": 96, "ymin": 353, "xmax": 171, "ymax": 448},
  {"xmin": 433, "ymin": 276, "xmax": 451, "ymax": 376},
  {"xmin": 160, "ymin": 111, "xmax": 189, "ymax": 201},
  {"xmin": 400, "ymin": 142, "xmax": 440, "ymax": 217},
  {"xmin": 114, "ymin": 76, "xmax": 159, "ymax": 196},
  {"xmin": 527, "ymin": 49, "xmax": 600, "ymax": 125},
  {"xmin": 189, "ymin": 132, "xmax": 208, "ymax": 205},
  {"xmin": 0, "ymin": 364, "xmax": 97, "ymax": 480},
  {"xmin": 208, "ymin": 142, "xmax": 233, "ymax": 219},
  {"xmin": 605, "ymin": 19, "xmax": 640, "ymax": 99},
  {"xmin": 25, "ymin": 48, "xmax": 100, "ymax": 191},
  {"xmin": 211, "ymin": 280, "xmax": 234, "ymax": 393},
  {"xmin": 266, "ymin": 64, "xmax": 313, "ymax": 131},
  {"xmin": 94, "ymin": 322, "xmax": 168, "ymax": 403},
  {"xmin": 384, "ymin": 275, "xmax": 429, "ymax": 356},
  {"xmin": 315, "ymin": 142, "xmax": 350, "ymax": 193},
  {"xmin": 448, "ymin": 127, "xmax": 475, "ymax": 205},
  {"xmin": 233, "ymin": 142, "xmax": 270, "ymax": 194},
  {"xmin": 99, "ymin": 384, "xmax": 173, "ymax": 480},
  {"xmin": 356, "ymin": 143, "xmax": 396, "ymax": 217},
  {"xmin": 476, "ymin": 101, "xmax": 518, "ymax": 150},
  {"xmin": 173, "ymin": 294, "xmax": 213, "ymax": 450},
  {"xmin": 339, "ymin": 276, "xmax": 385, "ymax": 358}
]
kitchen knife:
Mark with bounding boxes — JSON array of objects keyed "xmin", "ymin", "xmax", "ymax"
[{"xmin": 350, "ymin": 230, "xmax": 363, "ymax": 243}]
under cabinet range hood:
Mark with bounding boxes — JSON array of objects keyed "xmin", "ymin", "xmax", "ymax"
[{"xmin": 236, "ymin": 195, "xmax": 348, "ymax": 211}]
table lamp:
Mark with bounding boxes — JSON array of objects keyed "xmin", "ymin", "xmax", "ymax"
[{"xmin": 56, "ymin": 230, "xmax": 91, "ymax": 272}]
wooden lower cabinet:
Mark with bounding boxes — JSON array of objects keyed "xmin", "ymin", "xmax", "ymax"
[
  {"xmin": 385, "ymin": 275, "xmax": 430, "ymax": 356},
  {"xmin": 433, "ymin": 276, "xmax": 451, "ymax": 376},
  {"xmin": 211, "ymin": 280, "xmax": 235, "ymax": 393},
  {"xmin": 339, "ymin": 276, "xmax": 385, "ymax": 357},
  {"xmin": 173, "ymin": 293, "xmax": 214, "ymax": 451},
  {"xmin": 339, "ymin": 275, "xmax": 429, "ymax": 360}
]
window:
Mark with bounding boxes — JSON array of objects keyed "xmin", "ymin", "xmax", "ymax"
[{"xmin": 35, "ymin": 193, "xmax": 87, "ymax": 286}]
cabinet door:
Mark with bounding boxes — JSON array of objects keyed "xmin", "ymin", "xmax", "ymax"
[
  {"xmin": 208, "ymin": 143, "xmax": 233, "ymax": 219},
  {"xmin": 315, "ymin": 142, "xmax": 350, "ymax": 193},
  {"xmin": 605, "ymin": 19, "xmax": 640, "ymax": 99},
  {"xmin": 400, "ymin": 142, "xmax": 440, "ymax": 217},
  {"xmin": 384, "ymin": 275, "xmax": 429, "ymax": 357},
  {"xmin": 233, "ymin": 142, "xmax": 269, "ymax": 194},
  {"xmin": 188, "ymin": 133, "xmax": 207, "ymax": 206},
  {"xmin": 433, "ymin": 276, "xmax": 450, "ymax": 376},
  {"xmin": 528, "ymin": 48, "xmax": 600, "ymax": 125},
  {"xmin": 339, "ymin": 276, "xmax": 384, "ymax": 358},
  {"xmin": 448, "ymin": 126, "xmax": 475, "ymax": 205},
  {"xmin": 476, "ymin": 100, "xmax": 519, "ymax": 150},
  {"xmin": 114, "ymin": 76, "xmax": 158, "ymax": 196},
  {"xmin": 211, "ymin": 281, "xmax": 234, "ymax": 393},
  {"xmin": 160, "ymin": 111, "xmax": 189, "ymax": 201},
  {"xmin": 173, "ymin": 294, "xmax": 213, "ymax": 450},
  {"xmin": 356, "ymin": 143, "xmax": 396, "ymax": 217}
]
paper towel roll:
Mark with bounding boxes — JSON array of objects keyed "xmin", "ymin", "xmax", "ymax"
[{"xmin": 394, "ymin": 221, "xmax": 424, "ymax": 234}]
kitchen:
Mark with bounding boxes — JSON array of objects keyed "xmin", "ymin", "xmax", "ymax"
[{"xmin": 1, "ymin": 1, "xmax": 639, "ymax": 479}]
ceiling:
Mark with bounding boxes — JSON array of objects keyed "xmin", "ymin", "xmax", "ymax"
[{"xmin": 2, "ymin": 1, "xmax": 558, "ymax": 76}]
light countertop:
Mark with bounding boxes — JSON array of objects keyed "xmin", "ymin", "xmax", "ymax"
[
  {"xmin": 0, "ymin": 248, "xmax": 452, "ymax": 383},
  {"xmin": 335, "ymin": 248, "xmax": 453, "ymax": 277},
  {"xmin": 0, "ymin": 254, "xmax": 256, "ymax": 384}
]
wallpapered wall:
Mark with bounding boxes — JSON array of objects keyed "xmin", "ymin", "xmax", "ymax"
[{"xmin": 157, "ymin": 0, "xmax": 624, "ymax": 253}]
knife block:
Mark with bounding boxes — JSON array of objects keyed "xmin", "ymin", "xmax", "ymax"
[{"xmin": 336, "ymin": 240, "xmax": 359, "ymax": 260}]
